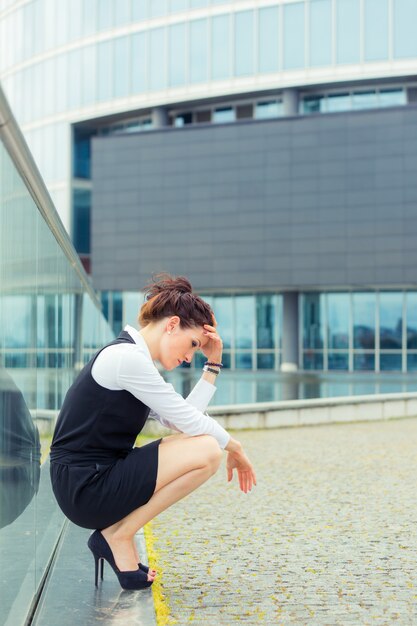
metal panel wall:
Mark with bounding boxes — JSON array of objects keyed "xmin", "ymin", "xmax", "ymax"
[{"xmin": 91, "ymin": 106, "xmax": 417, "ymax": 292}]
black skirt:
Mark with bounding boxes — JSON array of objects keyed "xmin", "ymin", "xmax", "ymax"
[{"xmin": 50, "ymin": 439, "xmax": 162, "ymax": 529}]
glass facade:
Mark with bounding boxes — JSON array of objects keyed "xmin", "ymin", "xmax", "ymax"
[
  {"xmin": 103, "ymin": 291, "xmax": 283, "ymax": 371},
  {"xmin": 302, "ymin": 292, "xmax": 417, "ymax": 373},
  {"xmin": 101, "ymin": 288, "xmax": 417, "ymax": 374},
  {"xmin": 1, "ymin": 0, "xmax": 416, "ymax": 232},
  {"xmin": 0, "ymin": 98, "xmax": 113, "ymax": 623}
]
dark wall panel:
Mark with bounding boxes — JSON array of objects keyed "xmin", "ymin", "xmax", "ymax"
[{"xmin": 91, "ymin": 106, "xmax": 417, "ymax": 292}]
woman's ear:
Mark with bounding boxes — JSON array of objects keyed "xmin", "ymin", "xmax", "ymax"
[{"xmin": 166, "ymin": 315, "xmax": 180, "ymax": 333}]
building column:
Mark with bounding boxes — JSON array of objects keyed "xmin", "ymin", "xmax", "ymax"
[
  {"xmin": 281, "ymin": 292, "xmax": 299, "ymax": 372},
  {"xmin": 152, "ymin": 107, "xmax": 168, "ymax": 128},
  {"xmin": 282, "ymin": 89, "xmax": 299, "ymax": 117}
]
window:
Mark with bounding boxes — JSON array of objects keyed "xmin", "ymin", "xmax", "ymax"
[
  {"xmin": 283, "ymin": 3, "xmax": 304, "ymax": 69},
  {"xmin": 190, "ymin": 19, "xmax": 208, "ymax": 83},
  {"xmin": 72, "ymin": 189, "xmax": 91, "ymax": 254},
  {"xmin": 212, "ymin": 15, "xmax": 230, "ymax": 80},
  {"xmin": 310, "ymin": 0, "xmax": 332, "ymax": 67},
  {"xmin": 336, "ymin": 0, "xmax": 360, "ymax": 64},
  {"xmin": 364, "ymin": 0, "xmax": 389, "ymax": 61},
  {"xmin": 174, "ymin": 112, "xmax": 193, "ymax": 127},
  {"xmin": 131, "ymin": 33, "xmax": 147, "ymax": 93},
  {"xmin": 169, "ymin": 23, "xmax": 186, "ymax": 86},
  {"xmin": 114, "ymin": 38, "xmax": 129, "ymax": 98},
  {"xmin": 213, "ymin": 107, "xmax": 235, "ymax": 123},
  {"xmin": 393, "ymin": 0, "xmax": 417, "ymax": 58},
  {"xmin": 235, "ymin": 11, "xmax": 254, "ymax": 76},
  {"xmin": 255, "ymin": 101, "xmax": 283, "ymax": 119},
  {"xmin": 150, "ymin": 28, "xmax": 166, "ymax": 90},
  {"xmin": 259, "ymin": 6, "xmax": 279, "ymax": 73}
]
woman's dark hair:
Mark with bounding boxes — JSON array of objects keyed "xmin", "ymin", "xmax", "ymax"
[{"xmin": 138, "ymin": 273, "xmax": 213, "ymax": 329}]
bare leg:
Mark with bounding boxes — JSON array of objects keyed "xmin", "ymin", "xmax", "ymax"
[{"xmin": 101, "ymin": 435, "xmax": 222, "ymax": 573}]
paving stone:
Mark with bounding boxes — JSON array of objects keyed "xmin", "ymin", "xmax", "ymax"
[{"xmin": 150, "ymin": 418, "xmax": 417, "ymax": 625}]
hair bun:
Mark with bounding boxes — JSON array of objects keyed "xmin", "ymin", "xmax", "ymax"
[{"xmin": 145, "ymin": 273, "xmax": 192, "ymax": 300}]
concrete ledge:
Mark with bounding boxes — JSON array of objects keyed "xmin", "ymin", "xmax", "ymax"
[{"xmin": 143, "ymin": 391, "xmax": 417, "ymax": 436}]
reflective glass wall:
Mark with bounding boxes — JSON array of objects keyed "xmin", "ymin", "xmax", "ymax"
[
  {"xmin": 0, "ymin": 101, "xmax": 113, "ymax": 624},
  {"xmin": 103, "ymin": 291, "xmax": 283, "ymax": 371},
  {"xmin": 302, "ymin": 291, "xmax": 415, "ymax": 373}
]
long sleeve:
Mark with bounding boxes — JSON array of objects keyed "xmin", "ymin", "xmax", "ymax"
[
  {"xmin": 149, "ymin": 376, "xmax": 216, "ymax": 432},
  {"xmin": 115, "ymin": 347, "xmax": 230, "ymax": 449}
]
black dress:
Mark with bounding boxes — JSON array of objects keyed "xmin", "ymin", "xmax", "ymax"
[{"xmin": 49, "ymin": 331, "xmax": 162, "ymax": 530}]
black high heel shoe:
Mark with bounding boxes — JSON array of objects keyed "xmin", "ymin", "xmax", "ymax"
[{"xmin": 87, "ymin": 530, "xmax": 153, "ymax": 590}]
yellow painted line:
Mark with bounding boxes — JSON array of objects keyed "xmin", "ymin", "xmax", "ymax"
[{"xmin": 144, "ymin": 521, "xmax": 177, "ymax": 626}]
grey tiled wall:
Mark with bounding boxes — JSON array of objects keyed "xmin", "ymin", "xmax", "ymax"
[{"xmin": 91, "ymin": 105, "xmax": 417, "ymax": 292}]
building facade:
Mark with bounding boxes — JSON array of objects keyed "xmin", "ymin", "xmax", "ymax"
[{"xmin": 1, "ymin": 0, "xmax": 417, "ymax": 372}]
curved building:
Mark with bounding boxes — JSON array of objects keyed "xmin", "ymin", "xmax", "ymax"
[{"xmin": 1, "ymin": 0, "xmax": 417, "ymax": 373}]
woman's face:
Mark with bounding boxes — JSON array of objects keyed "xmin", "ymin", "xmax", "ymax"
[{"xmin": 160, "ymin": 318, "xmax": 208, "ymax": 370}]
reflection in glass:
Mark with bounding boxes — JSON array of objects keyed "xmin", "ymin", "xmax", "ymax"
[
  {"xmin": 336, "ymin": 0, "xmax": 360, "ymax": 64},
  {"xmin": 310, "ymin": 0, "xmax": 332, "ymax": 67},
  {"xmin": 257, "ymin": 353, "xmax": 275, "ymax": 370},
  {"xmin": 302, "ymin": 95, "xmax": 326, "ymax": 114},
  {"xmin": 257, "ymin": 295, "xmax": 276, "ymax": 349},
  {"xmin": 407, "ymin": 354, "xmax": 417, "ymax": 371},
  {"xmin": 380, "ymin": 292, "xmax": 402, "ymax": 350},
  {"xmin": 328, "ymin": 351, "xmax": 349, "ymax": 370},
  {"xmin": 364, "ymin": 0, "xmax": 388, "ymax": 61},
  {"xmin": 212, "ymin": 15, "xmax": 230, "ymax": 80},
  {"xmin": 212, "ymin": 297, "xmax": 232, "ymax": 349},
  {"xmin": 190, "ymin": 19, "xmax": 208, "ymax": 83},
  {"xmin": 235, "ymin": 352, "xmax": 253, "ymax": 369},
  {"xmin": 303, "ymin": 352, "xmax": 324, "ymax": 370},
  {"xmin": 283, "ymin": 3, "xmax": 304, "ymax": 69},
  {"xmin": 235, "ymin": 296, "xmax": 254, "ymax": 349},
  {"xmin": 406, "ymin": 293, "xmax": 417, "ymax": 348},
  {"xmin": 380, "ymin": 353, "xmax": 402, "ymax": 371},
  {"xmin": 327, "ymin": 293, "xmax": 349, "ymax": 349},
  {"xmin": 73, "ymin": 189, "xmax": 91, "ymax": 255},
  {"xmin": 235, "ymin": 11, "xmax": 254, "ymax": 76},
  {"xmin": 259, "ymin": 6, "xmax": 279, "ymax": 73},
  {"xmin": 353, "ymin": 293, "xmax": 375, "ymax": 349},
  {"xmin": 303, "ymin": 294, "xmax": 324, "ymax": 349},
  {"xmin": 0, "ymin": 369, "xmax": 41, "ymax": 529},
  {"xmin": 354, "ymin": 352, "xmax": 375, "ymax": 371}
]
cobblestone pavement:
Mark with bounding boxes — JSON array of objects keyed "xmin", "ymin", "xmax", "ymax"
[{"xmin": 150, "ymin": 418, "xmax": 417, "ymax": 626}]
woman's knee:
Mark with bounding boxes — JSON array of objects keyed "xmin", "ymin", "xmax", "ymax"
[{"xmin": 198, "ymin": 435, "xmax": 223, "ymax": 474}]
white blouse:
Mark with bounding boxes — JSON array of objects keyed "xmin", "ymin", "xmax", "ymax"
[{"xmin": 91, "ymin": 325, "xmax": 231, "ymax": 449}]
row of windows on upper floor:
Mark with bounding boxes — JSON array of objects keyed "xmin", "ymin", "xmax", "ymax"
[
  {"xmin": 2, "ymin": 0, "xmax": 417, "ymax": 117},
  {"xmin": 71, "ymin": 87, "xmax": 407, "ymax": 180},
  {"xmin": 2, "ymin": 0, "xmax": 417, "ymax": 75}
]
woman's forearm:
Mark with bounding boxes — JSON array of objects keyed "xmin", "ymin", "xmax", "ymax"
[{"xmin": 225, "ymin": 437, "xmax": 243, "ymax": 454}]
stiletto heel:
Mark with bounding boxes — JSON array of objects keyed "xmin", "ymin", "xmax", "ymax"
[{"xmin": 88, "ymin": 530, "xmax": 153, "ymax": 591}]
